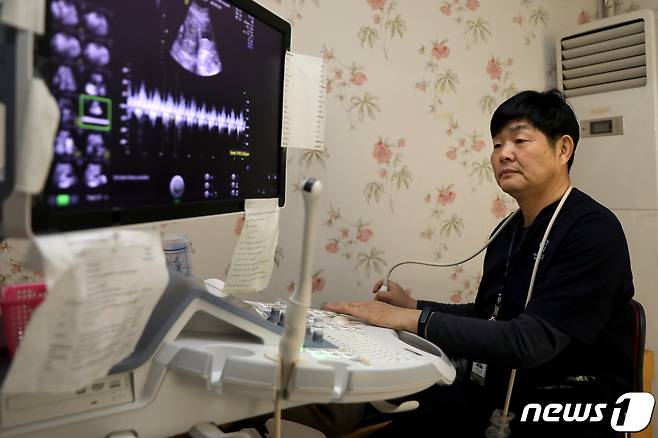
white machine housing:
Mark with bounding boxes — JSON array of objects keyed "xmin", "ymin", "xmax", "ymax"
[
  {"xmin": 556, "ymin": 8, "xmax": 657, "ymax": 398},
  {"xmin": 0, "ymin": 286, "xmax": 455, "ymax": 438},
  {"xmin": 558, "ymin": 9, "xmax": 657, "ymax": 210}
]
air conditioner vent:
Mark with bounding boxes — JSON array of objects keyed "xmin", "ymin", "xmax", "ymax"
[{"xmin": 561, "ymin": 19, "xmax": 646, "ymax": 97}]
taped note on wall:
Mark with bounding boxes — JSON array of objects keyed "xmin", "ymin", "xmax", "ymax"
[
  {"xmin": 224, "ymin": 198, "xmax": 280, "ymax": 293},
  {"xmin": 281, "ymin": 51, "xmax": 326, "ymax": 151}
]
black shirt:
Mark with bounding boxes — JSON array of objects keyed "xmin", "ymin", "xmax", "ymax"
[{"xmin": 421, "ymin": 189, "xmax": 634, "ymax": 414}]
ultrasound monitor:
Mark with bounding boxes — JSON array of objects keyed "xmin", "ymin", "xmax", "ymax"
[{"xmin": 30, "ymin": 0, "xmax": 290, "ymax": 233}]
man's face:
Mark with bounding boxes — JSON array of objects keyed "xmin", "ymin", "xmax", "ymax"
[{"xmin": 490, "ymin": 120, "xmax": 564, "ymax": 197}]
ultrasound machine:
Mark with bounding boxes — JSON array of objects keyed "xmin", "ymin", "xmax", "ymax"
[{"xmin": 0, "ymin": 1, "xmax": 455, "ymax": 436}]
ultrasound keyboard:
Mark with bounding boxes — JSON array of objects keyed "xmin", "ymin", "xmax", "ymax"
[
  {"xmin": 166, "ymin": 300, "xmax": 460, "ymax": 403},
  {"xmin": 251, "ymin": 302, "xmax": 439, "ymax": 366}
]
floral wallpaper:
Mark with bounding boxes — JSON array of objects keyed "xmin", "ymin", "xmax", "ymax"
[
  {"xmin": 2, "ymin": 0, "xmax": 657, "ymax": 308},
  {"xmin": 258, "ymin": 0, "xmax": 611, "ymax": 305}
]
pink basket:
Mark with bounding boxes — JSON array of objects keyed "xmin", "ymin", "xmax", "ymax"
[{"xmin": 0, "ymin": 282, "xmax": 46, "ymax": 357}]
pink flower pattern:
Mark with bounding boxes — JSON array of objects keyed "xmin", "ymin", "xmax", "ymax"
[
  {"xmin": 312, "ymin": 271, "xmax": 326, "ymax": 293},
  {"xmin": 421, "ymin": 185, "xmax": 465, "ymax": 259},
  {"xmin": 350, "ymin": 71, "xmax": 368, "ymax": 86},
  {"xmin": 367, "ymin": 0, "xmax": 385, "ymax": 10},
  {"xmin": 323, "ymin": 208, "xmax": 387, "ymax": 287},
  {"xmin": 356, "ymin": 228, "xmax": 374, "ymax": 243},
  {"xmin": 431, "ymin": 42, "xmax": 450, "ymax": 60},
  {"xmin": 416, "ymin": 38, "xmax": 457, "ymax": 113},
  {"xmin": 437, "ymin": 187, "xmax": 456, "ymax": 206},
  {"xmin": 372, "ymin": 141, "xmax": 392, "ymax": 164},
  {"xmin": 466, "ymin": 0, "xmax": 479, "ymax": 11},
  {"xmin": 448, "ymin": 266, "xmax": 480, "ymax": 302},
  {"xmin": 512, "ymin": 2, "xmax": 549, "ymax": 45},
  {"xmin": 442, "ymin": 116, "xmax": 491, "ymax": 185},
  {"xmin": 480, "ymin": 56, "xmax": 517, "ymax": 115},
  {"xmin": 421, "ymin": 228, "xmax": 434, "ymax": 240},
  {"xmin": 325, "ymin": 241, "xmax": 339, "ymax": 253},
  {"xmin": 358, "ymin": 0, "xmax": 406, "ymax": 60},
  {"xmin": 578, "ymin": 9, "xmax": 592, "ymax": 25},
  {"xmin": 365, "ymin": 137, "xmax": 412, "ymax": 213},
  {"xmin": 321, "ymin": 45, "xmax": 381, "ymax": 130},
  {"xmin": 471, "ymin": 139, "xmax": 486, "ymax": 152},
  {"xmin": 491, "ymin": 196, "xmax": 508, "ymax": 219},
  {"xmin": 486, "ymin": 57, "xmax": 502, "ymax": 80},
  {"xmin": 438, "ymin": 1, "xmax": 490, "ymax": 48}
]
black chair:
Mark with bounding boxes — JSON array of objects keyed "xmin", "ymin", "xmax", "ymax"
[{"xmin": 630, "ymin": 299, "xmax": 646, "ymax": 392}]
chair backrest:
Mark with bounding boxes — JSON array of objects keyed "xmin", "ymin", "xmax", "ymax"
[{"xmin": 630, "ymin": 299, "xmax": 646, "ymax": 392}]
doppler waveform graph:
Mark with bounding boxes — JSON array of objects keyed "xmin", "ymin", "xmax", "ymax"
[{"xmin": 123, "ymin": 82, "xmax": 247, "ymax": 136}]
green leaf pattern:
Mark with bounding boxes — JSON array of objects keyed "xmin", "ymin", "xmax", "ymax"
[
  {"xmin": 363, "ymin": 137, "xmax": 412, "ymax": 213},
  {"xmin": 480, "ymin": 56, "xmax": 517, "ymax": 115},
  {"xmin": 323, "ymin": 46, "xmax": 382, "ymax": 129},
  {"xmin": 357, "ymin": 0, "xmax": 407, "ymax": 60},
  {"xmin": 415, "ymin": 39, "xmax": 459, "ymax": 114},
  {"xmin": 420, "ymin": 185, "xmax": 466, "ymax": 260},
  {"xmin": 442, "ymin": 116, "xmax": 491, "ymax": 187},
  {"xmin": 323, "ymin": 209, "xmax": 387, "ymax": 286},
  {"xmin": 512, "ymin": 0, "xmax": 550, "ymax": 45},
  {"xmin": 439, "ymin": 1, "xmax": 490, "ymax": 49}
]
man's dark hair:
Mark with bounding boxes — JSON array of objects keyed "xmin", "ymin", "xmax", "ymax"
[{"xmin": 490, "ymin": 89, "xmax": 580, "ymax": 171}]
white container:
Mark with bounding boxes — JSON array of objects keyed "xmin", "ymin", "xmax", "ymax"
[{"xmin": 162, "ymin": 234, "xmax": 192, "ymax": 276}]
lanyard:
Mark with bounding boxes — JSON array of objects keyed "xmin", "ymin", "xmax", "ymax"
[{"xmin": 491, "ymin": 223, "xmax": 525, "ymax": 320}]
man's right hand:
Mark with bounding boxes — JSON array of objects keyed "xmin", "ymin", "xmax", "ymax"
[{"xmin": 372, "ymin": 279, "xmax": 417, "ymax": 309}]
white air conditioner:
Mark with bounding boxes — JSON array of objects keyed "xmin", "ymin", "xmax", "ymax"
[
  {"xmin": 557, "ymin": 10, "xmax": 657, "ymax": 398},
  {"xmin": 557, "ymin": 9, "xmax": 657, "ymax": 210}
]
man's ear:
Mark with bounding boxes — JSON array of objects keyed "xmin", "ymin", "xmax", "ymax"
[{"xmin": 557, "ymin": 135, "xmax": 574, "ymax": 166}]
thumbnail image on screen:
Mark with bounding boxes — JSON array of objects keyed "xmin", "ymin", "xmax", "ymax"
[{"xmin": 37, "ymin": 0, "xmax": 287, "ymax": 224}]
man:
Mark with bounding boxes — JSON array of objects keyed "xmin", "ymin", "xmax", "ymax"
[{"xmin": 325, "ymin": 89, "xmax": 635, "ymax": 437}]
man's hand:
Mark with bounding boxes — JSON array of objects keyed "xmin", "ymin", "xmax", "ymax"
[
  {"xmin": 372, "ymin": 279, "xmax": 417, "ymax": 309},
  {"xmin": 322, "ymin": 300, "xmax": 421, "ymax": 333}
]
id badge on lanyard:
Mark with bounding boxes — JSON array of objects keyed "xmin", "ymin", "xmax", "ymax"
[
  {"xmin": 470, "ymin": 361, "xmax": 488, "ymax": 386},
  {"xmin": 470, "ymin": 292, "xmax": 502, "ymax": 386}
]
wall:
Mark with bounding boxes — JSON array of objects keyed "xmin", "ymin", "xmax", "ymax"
[{"xmin": 2, "ymin": 0, "xmax": 657, "ymax": 433}]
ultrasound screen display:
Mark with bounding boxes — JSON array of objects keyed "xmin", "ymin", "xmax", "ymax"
[{"xmin": 33, "ymin": 0, "xmax": 289, "ymax": 231}]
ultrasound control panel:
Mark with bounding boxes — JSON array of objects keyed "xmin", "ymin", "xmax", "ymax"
[
  {"xmin": 250, "ymin": 301, "xmax": 435, "ymax": 365},
  {"xmin": 155, "ymin": 300, "xmax": 457, "ymax": 404}
]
